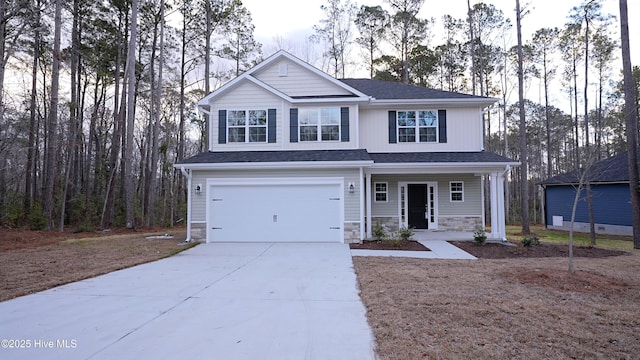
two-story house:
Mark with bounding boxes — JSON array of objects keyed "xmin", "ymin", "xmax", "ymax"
[{"xmin": 175, "ymin": 51, "xmax": 518, "ymax": 243}]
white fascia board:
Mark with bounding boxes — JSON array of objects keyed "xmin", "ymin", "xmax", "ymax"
[
  {"xmin": 197, "ymin": 75, "xmax": 244, "ymax": 106},
  {"xmin": 363, "ymin": 97, "xmax": 498, "ymax": 109},
  {"xmin": 289, "ymin": 96, "xmax": 370, "ymax": 104},
  {"xmin": 367, "ymin": 161, "xmax": 520, "ymax": 174},
  {"xmin": 197, "ymin": 76, "xmax": 295, "ymax": 107},
  {"xmin": 174, "ymin": 160, "xmax": 374, "ymax": 171}
]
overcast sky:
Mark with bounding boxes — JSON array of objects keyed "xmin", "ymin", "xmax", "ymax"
[{"xmin": 242, "ymin": 0, "xmax": 639, "ymax": 77}]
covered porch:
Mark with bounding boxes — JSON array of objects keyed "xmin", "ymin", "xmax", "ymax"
[{"xmin": 361, "ymin": 152, "xmax": 519, "ymax": 242}]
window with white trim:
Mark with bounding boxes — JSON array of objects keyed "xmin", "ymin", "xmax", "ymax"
[
  {"xmin": 299, "ymin": 107, "xmax": 340, "ymax": 141},
  {"xmin": 374, "ymin": 182, "xmax": 388, "ymax": 202},
  {"xmin": 228, "ymin": 110, "xmax": 267, "ymax": 143},
  {"xmin": 450, "ymin": 181, "xmax": 464, "ymax": 202},
  {"xmin": 397, "ymin": 110, "xmax": 438, "ymax": 143}
]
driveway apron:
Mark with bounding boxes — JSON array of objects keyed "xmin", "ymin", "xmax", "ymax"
[{"xmin": 0, "ymin": 243, "xmax": 376, "ymax": 360}]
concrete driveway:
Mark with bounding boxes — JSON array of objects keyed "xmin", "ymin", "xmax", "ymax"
[{"xmin": 0, "ymin": 243, "xmax": 376, "ymax": 360}]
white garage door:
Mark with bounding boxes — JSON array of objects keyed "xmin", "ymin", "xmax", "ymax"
[{"xmin": 207, "ymin": 180, "xmax": 343, "ymax": 242}]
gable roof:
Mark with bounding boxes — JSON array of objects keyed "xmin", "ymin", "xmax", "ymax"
[
  {"xmin": 197, "ymin": 51, "xmax": 370, "ymax": 106},
  {"xmin": 197, "ymin": 50, "xmax": 497, "ymax": 108},
  {"xmin": 540, "ymin": 148, "xmax": 640, "ymax": 185}
]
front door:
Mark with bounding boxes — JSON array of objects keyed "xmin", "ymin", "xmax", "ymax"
[
  {"xmin": 400, "ymin": 182, "xmax": 438, "ymax": 230},
  {"xmin": 408, "ymin": 184, "xmax": 428, "ymax": 229}
]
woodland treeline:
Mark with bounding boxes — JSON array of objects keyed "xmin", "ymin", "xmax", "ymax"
[{"xmin": 0, "ymin": 0, "xmax": 638, "ymax": 231}]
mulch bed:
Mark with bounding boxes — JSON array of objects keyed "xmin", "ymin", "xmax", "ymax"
[
  {"xmin": 349, "ymin": 240, "xmax": 430, "ymax": 251},
  {"xmin": 450, "ymin": 240, "xmax": 628, "ymax": 259}
]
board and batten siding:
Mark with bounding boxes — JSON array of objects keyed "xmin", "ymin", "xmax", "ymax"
[
  {"xmin": 370, "ymin": 174, "xmax": 482, "ymax": 217},
  {"xmin": 190, "ymin": 168, "xmax": 362, "ymax": 223},
  {"xmin": 545, "ymin": 184, "xmax": 633, "ymax": 227},
  {"xmin": 253, "ymin": 60, "xmax": 352, "ymax": 98},
  {"xmin": 359, "ymin": 107, "xmax": 484, "ymax": 152}
]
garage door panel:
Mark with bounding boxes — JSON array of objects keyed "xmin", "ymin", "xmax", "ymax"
[{"xmin": 209, "ymin": 182, "xmax": 342, "ymax": 243}]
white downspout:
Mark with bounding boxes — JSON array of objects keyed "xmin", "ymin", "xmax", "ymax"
[{"xmin": 180, "ymin": 166, "xmax": 192, "ymax": 242}]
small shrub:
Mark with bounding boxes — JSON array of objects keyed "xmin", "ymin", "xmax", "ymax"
[
  {"xmin": 29, "ymin": 206, "xmax": 48, "ymax": 231},
  {"xmin": 372, "ymin": 222, "xmax": 386, "ymax": 240},
  {"xmin": 521, "ymin": 235, "xmax": 540, "ymax": 247},
  {"xmin": 398, "ymin": 226, "xmax": 414, "ymax": 241},
  {"xmin": 473, "ymin": 226, "xmax": 487, "ymax": 244},
  {"xmin": 383, "ymin": 231, "xmax": 403, "ymax": 247}
]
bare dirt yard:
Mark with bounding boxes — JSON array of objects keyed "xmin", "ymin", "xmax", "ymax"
[
  {"xmin": 353, "ymin": 242, "xmax": 640, "ymax": 359},
  {"xmin": 0, "ymin": 228, "xmax": 194, "ymax": 302}
]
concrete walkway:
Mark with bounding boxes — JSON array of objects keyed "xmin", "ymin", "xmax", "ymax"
[
  {"xmin": 350, "ymin": 240, "xmax": 477, "ymax": 259},
  {"xmin": 0, "ymin": 243, "xmax": 376, "ymax": 360}
]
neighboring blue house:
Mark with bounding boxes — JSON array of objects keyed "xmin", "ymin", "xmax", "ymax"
[{"xmin": 541, "ymin": 149, "xmax": 639, "ymax": 236}]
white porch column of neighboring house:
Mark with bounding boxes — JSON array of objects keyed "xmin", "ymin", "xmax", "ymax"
[
  {"xmin": 489, "ymin": 170, "xmax": 508, "ymax": 241},
  {"xmin": 365, "ymin": 171, "xmax": 372, "ymax": 239}
]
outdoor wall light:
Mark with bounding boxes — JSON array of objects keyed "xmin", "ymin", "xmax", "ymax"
[
  {"xmin": 195, "ymin": 184, "xmax": 202, "ymax": 194},
  {"xmin": 348, "ymin": 182, "xmax": 355, "ymax": 193}
]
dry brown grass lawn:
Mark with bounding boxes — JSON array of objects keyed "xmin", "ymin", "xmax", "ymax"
[
  {"xmin": 0, "ymin": 228, "xmax": 195, "ymax": 302},
  {"xmin": 353, "ymin": 253, "xmax": 640, "ymax": 359}
]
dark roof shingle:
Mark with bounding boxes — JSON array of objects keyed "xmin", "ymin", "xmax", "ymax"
[
  {"xmin": 369, "ymin": 151, "xmax": 517, "ymax": 164},
  {"xmin": 339, "ymin": 78, "xmax": 492, "ymax": 100},
  {"xmin": 540, "ymin": 148, "xmax": 640, "ymax": 185},
  {"xmin": 178, "ymin": 149, "xmax": 372, "ymax": 164},
  {"xmin": 178, "ymin": 150, "xmax": 517, "ymax": 165}
]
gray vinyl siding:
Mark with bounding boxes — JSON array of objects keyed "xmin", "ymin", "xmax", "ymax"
[
  {"xmin": 253, "ymin": 60, "xmax": 353, "ymax": 97},
  {"xmin": 370, "ymin": 174, "xmax": 482, "ymax": 217},
  {"xmin": 360, "ymin": 107, "xmax": 484, "ymax": 152},
  {"xmin": 190, "ymin": 168, "xmax": 361, "ymax": 222}
]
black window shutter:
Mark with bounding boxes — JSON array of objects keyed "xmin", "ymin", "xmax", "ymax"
[
  {"xmin": 388, "ymin": 111, "xmax": 397, "ymax": 144},
  {"xmin": 289, "ymin": 108, "xmax": 298, "ymax": 143},
  {"xmin": 218, "ymin": 110, "xmax": 227, "ymax": 144},
  {"xmin": 268, "ymin": 109, "xmax": 277, "ymax": 143},
  {"xmin": 438, "ymin": 110, "xmax": 447, "ymax": 143},
  {"xmin": 340, "ymin": 107, "xmax": 350, "ymax": 142}
]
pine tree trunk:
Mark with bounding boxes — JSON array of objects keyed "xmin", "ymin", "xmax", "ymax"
[
  {"xmin": 24, "ymin": 0, "xmax": 41, "ymax": 219},
  {"xmin": 43, "ymin": 0, "xmax": 63, "ymax": 230},
  {"xmin": 619, "ymin": 0, "xmax": 640, "ymax": 248},
  {"xmin": 516, "ymin": 0, "xmax": 530, "ymax": 234},
  {"xmin": 124, "ymin": 0, "xmax": 139, "ymax": 229}
]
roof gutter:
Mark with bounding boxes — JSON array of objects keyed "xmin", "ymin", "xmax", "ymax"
[
  {"xmin": 363, "ymin": 98, "xmax": 498, "ymax": 108},
  {"xmin": 173, "ymin": 160, "xmax": 375, "ymax": 171}
]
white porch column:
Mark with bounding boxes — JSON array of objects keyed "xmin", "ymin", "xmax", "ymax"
[
  {"xmin": 490, "ymin": 172, "xmax": 499, "ymax": 239},
  {"xmin": 359, "ymin": 167, "xmax": 365, "ymax": 240},
  {"xmin": 496, "ymin": 171, "xmax": 507, "ymax": 240},
  {"xmin": 365, "ymin": 171, "xmax": 372, "ymax": 239}
]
